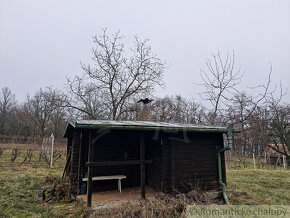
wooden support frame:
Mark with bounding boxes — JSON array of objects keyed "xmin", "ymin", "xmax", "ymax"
[
  {"xmin": 86, "ymin": 160, "xmax": 152, "ymax": 166},
  {"xmin": 85, "ymin": 131, "xmax": 151, "ymax": 207},
  {"xmin": 85, "ymin": 162, "xmax": 152, "ymax": 205},
  {"xmin": 87, "ymin": 130, "xmax": 93, "ymax": 207},
  {"xmin": 170, "ymin": 144, "xmax": 176, "ymax": 193},
  {"xmin": 85, "ymin": 160, "xmax": 152, "ymax": 205},
  {"xmin": 140, "ymin": 133, "xmax": 146, "ymax": 199},
  {"xmin": 77, "ymin": 131, "xmax": 83, "ymax": 194}
]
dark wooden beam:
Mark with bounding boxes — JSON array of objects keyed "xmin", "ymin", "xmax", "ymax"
[
  {"xmin": 87, "ymin": 130, "xmax": 93, "ymax": 207},
  {"xmin": 170, "ymin": 144, "xmax": 175, "ymax": 193},
  {"xmin": 86, "ymin": 160, "xmax": 152, "ymax": 166},
  {"xmin": 77, "ymin": 131, "xmax": 82, "ymax": 194},
  {"xmin": 66, "ymin": 137, "xmax": 72, "ymax": 159},
  {"xmin": 140, "ymin": 133, "xmax": 146, "ymax": 199}
]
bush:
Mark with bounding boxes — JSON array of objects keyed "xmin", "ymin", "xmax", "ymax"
[
  {"xmin": 42, "ymin": 176, "xmax": 74, "ymax": 202},
  {"xmin": 11, "ymin": 148, "xmax": 21, "ymax": 162}
]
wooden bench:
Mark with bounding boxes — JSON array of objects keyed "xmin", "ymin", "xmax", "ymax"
[{"xmin": 82, "ymin": 175, "xmax": 126, "ymax": 193}]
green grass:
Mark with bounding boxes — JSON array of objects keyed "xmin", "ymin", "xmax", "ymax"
[
  {"xmin": 0, "ymin": 146, "xmax": 289, "ymax": 217},
  {"xmin": 227, "ymin": 168, "xmax": 290, "ymax": 205},
  {"xmin": 0, "ymin": 148, "xmax": 87, "ymax": 218}
]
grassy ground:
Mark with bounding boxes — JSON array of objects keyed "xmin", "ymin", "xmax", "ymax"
[
  {"xmin": 0, "ymin": 145, "xmax": 289, "ymax": 217},
  {"xmin": 226, "ymin": 156, "xmax": 290, "ymax": 205},
  {"xmin": 0, "ymin": 147, "xmax": 88, "ymax": 217},
  {"xmin": 227, "ymin": 168, "xmax": 290, "ymax": 205}
]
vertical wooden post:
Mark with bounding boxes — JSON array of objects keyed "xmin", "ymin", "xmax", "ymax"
[
  {"xmin": 77, "ymin": 131, "xmax": 83, "ymax": 194},
  {"xmin": 283, "ymin": 155, "xmax": 286, "ymax": 170},
  {"xmin": 170, "ymin": 144, "xmax": 175, "ymax": 193},
  {"xmin": 160, "ymin": 134, "xmax": 170, "ymax": 193},
  {"xmin": 87, "ymin": 130, "xmax": 93, "ymax": 207},
  {"xmin": 253, "ymin": 153, "xmax": 256, "ymax": 169},
  {"xmin": 71, "ymin": 130, "xmax": 81, "ymax": 192},
  {"xmin": 67, "ymin": 137, "xmax": 72, "ymax": 159},
  {"xmin": 140, "ymin": 133, "xmax": 146, "ymax": 199},
  {"xmin": 50, "ymin": 133, "xmax": 54, "ymax": 167}
]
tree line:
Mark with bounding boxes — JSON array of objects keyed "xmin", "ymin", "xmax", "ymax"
[{"xmin": 0, "ymin": 29, "xmax": 289, "ymax": 157}]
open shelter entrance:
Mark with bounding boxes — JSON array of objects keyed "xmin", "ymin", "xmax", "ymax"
[{"xmin": 63, "ymin": 120, "xmax": 234, "ymax": 207}]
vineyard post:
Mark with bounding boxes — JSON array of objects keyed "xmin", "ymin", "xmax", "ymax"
[
  {"xmin": 253, "ymin": 153, "xmax": 256, "ymax": 169},
  {"xmin": 50, "ymin": 133, "xmax": 54, "ymax": 167},
  {"xmin": 282, "ymin": 155, "xmax": 286, "ymax": 170}
]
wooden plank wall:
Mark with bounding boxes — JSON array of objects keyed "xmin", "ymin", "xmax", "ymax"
[
  {"xmin": 160, "ymin": 137, "xmax": 171, "ymax": 193},
  {"xmin": 71, "ymin": 128, "xmax": 226, "ymax": 194},
  {"xmin": 71, "ymin": 129, "xmax": 81, "ymax": 193},
  {"xmin": 146, "ymin": 132, "xmax": 162, "ymax": 191},
  {"xmin": 161, "ymin": 131, "xmax": 225, "ymax": 193}
]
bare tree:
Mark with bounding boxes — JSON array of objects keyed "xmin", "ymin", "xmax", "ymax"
[
  {"xmin": 224, "ymin": 83, "xmax": 288, "ymax": 157},
  {"xmin": 197, "ymin": 51, "xmax": 271, "ymax": 125},
  {"xmin": 150, "ymin": 95, "xmax": 206, "ymax": 123},
  {"xmin": 184, "ymin": 97, "xmax": 207, "ymax": 124},
  {"xmin": 0, "ymin": 87, "xmax": 16, "ymax": 113},
  {"xmin": 23, "ymin": 88, "xmax": 67, "ymax": 137},
  {"xmin": 0, "ymin": 87, "xmax": 16, "ymax": 135},
  {"xmin": 0, "ymin": 88, "xmax": 35, "ymax": 137},
  {"xmin": 266, "ymin": 89, "xmax": 289, "ymax": 157},
  {"xmin": 197, "ymin": 51, "xmax": 243, "ymax": 124},
  {"xmin": 65, "ymin": 76, "xmax": 108, "ymax": 119},
  {"xmin": 66, "ymin": 29, "xmax": 166, "ymax": 120},
  {"xmin": 151, "ymin": 96, "xmax": 176, "ymax": 122}
]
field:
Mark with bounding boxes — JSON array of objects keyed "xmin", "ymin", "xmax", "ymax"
[
  {"xmin": 227, "ymin": 169, "xmax": 290, "ymax": 205},
  {"xmin": 0, "ymin": 144, "xmax": 87, "ymax": 217},
  {"xmin": 0, "ymin": 144, "xmax": 289, "ymax": 217}
]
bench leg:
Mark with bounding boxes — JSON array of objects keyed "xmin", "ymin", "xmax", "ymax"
[{"xmin": 118, "ymin": 179, "xmax": 122, "ymax": 193}]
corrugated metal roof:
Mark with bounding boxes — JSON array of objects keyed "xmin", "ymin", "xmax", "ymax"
[{"xmin": 65, "ymin": 120, "xmax": 230, "ymax": 134}]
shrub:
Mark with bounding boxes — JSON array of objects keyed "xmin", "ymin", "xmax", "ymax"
[{"xmin": 42, "ymin": 176, "xmax": 74, "ymax": 202}]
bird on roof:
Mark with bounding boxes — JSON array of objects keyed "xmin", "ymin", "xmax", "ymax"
[{"xmin": 137, "ymin": 98, "xmax": 153, "ymax": 104}]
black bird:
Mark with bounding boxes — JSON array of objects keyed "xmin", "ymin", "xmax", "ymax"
[{"xmin": 137, "ymin": 98, "xmax": 153, "ymax": 104}]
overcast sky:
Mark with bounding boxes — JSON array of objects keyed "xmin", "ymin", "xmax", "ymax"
[{"xmin": 0, "ymin": 0, "xmax": 289, "ymax": 103}]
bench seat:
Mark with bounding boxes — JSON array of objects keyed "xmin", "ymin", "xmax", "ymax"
[{"xmin": 82, "ymin": 175, "xmax": 126, "ymax": 192}]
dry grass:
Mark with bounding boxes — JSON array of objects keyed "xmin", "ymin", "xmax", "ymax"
[{"xmin": 90, "ymin": 192, "xmax": 212, "ymax": 218}]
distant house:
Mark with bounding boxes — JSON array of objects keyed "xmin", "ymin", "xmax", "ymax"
[
  {"xmin": 265, "ymin": 144, "xmax": 289, "ymax": 157},
  {"xmin": 265, "ymin": 144, "xmax": 289, "ymax": 166},
  {"xmin": 63, "ymin": 120, "xmax": 235, "ymax": 205}
]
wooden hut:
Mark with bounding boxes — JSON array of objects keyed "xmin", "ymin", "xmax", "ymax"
[
  {"xmin": 63, "ymin": 120, "xmax": 234, "ymax": 206},
  {"xmin": 265, "ymin": 145, "xmax": 290, "ymax": 167}
]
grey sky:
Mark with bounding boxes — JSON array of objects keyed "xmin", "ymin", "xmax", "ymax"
[{"xmin": 0, "ymin": 0, "xmax": 289, "ymax": 103}]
